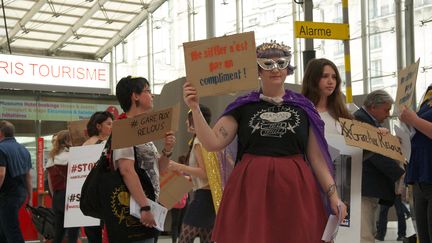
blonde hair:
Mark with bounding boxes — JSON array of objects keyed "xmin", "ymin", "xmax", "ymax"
[{"xmin": 49, "ymin": 130, "xmax": 71, "ymax": 159}]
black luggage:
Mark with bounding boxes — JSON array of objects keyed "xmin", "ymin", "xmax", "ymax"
[{"xmin": 26, "ymin": 204, "xmax": 55, "ymax": 240}]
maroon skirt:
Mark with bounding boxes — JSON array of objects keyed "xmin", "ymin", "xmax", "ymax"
[{"xmin": 212, "ymin": 154, "xmax": 327, "ymax": 243}]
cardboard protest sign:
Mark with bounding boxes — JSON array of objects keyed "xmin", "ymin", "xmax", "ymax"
[
  {"xmin": 339, "ymin": 118, "xmax": 405, "ymax": 162},
  {"xmin": 395, "ymin": 59, "xmax": 420, "ymax": 112},
  {"xmin": 159, "ymin": 170, "xmax": 193, "ymax": 209},
  {"xmin": 65, "ymin": 144, "xmax": 105, "ymax": 227},
  {"xmin": 111, "ymin": 104, "xmax": 180, "ymax": 149},
  {"xmin": 183, "ymin": 32, "xmax": 259, "ymax": 97},
  {"xmin": 68, "ymin": 119, "xmax": 89, "ymax": 146}
]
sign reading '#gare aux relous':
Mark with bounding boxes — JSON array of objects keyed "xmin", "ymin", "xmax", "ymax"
[{"xmin": 0, "ymin": 53, "xmax": 110, "ymax": 93}]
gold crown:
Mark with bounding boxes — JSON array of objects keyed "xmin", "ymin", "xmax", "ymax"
[{"xmin": 256, "ymin": 40, "xmax": 291, "ymax": 56}]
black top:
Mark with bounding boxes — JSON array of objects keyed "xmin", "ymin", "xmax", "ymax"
[{"xmin": 226, "ymin": 100, "xmax": 309, "ymax": 162}]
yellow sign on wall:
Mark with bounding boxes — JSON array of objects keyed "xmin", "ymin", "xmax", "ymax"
[{"xmin": 294, "ymin": 21, "xmax": 350, "ymax": 40}]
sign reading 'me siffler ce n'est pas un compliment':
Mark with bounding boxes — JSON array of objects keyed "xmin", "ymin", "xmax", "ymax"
[{"xmin": 0, "ymin": 53, "xmax": 110, "ymax": 93}]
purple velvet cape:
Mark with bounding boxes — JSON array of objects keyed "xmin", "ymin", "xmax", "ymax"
[{"xmin": 220, "ymin": 89, "xmax": 335, "ymax": 214}]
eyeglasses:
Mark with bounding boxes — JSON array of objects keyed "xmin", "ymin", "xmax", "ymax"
[{"xmin": 257, "ymin": 58, "xmax": 290, "ymax": 71}]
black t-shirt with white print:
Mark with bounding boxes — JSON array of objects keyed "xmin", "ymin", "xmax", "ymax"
[{"xmin": 226, "ymin": 100, "xmax": 309, "ymax": 163}]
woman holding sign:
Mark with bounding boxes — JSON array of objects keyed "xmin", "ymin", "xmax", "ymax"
[
  {"xmin": 46, "ymin": 130, "xmax": 80, "ymax": 243},
  {"xmin": 301, "ymin": 58, "xmax": 353, "ymax": 134},
  {"xmin": 82, "ymin": 111, "xmax": 114, "ymax": 243},
  {"xmin": 183, "ymin": 41, "xmax": 347, "ymax": 242},
  {"xmin": 109, "ymin": 76, "xmax": 175, "ymax": 243},
  {"xmin": 168, "ymin": 104, "xmax": 215, "ymax": 243},
  {"xmin": 400, "ymin": 85, "xmax": 432, "ymax": 243}
]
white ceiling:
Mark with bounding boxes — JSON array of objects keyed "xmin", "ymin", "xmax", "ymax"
[{"xmin": 0, "ymin": 0, "xmax": 165, "ymax": 60}]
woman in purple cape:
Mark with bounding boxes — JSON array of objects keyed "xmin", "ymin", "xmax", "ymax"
[{"xmin": 183, "ymin": 41, "xmax": 347, "ymax": 243}]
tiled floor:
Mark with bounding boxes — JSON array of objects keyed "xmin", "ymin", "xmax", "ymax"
[
  {"xmin": 157, "ymin": 221, "xmax": 410, "ymax": 243},
  {"xmin": 25, "ymin": 220, "xmax": 409, "ymax": 243},
  {"xmin": 374, "ymin": 221, "xmax": 413, "ymax": 243}
]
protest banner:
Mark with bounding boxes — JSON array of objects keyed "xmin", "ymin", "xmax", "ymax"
[
  {"xmin": 158, "ymin": 170, "xmax": 193, "ymax": 210},
  {"xmin": 36, "ymin": 137, "xmax": 44, "ymax": 194},
  {"xmin": 111, "ymin": 104, "xmax": 180, "ymax": 149},
  {"xmin": 339, "ymin": 118, "xmax": 405, "ymax": 162},
  {"xmin": 395, "ymin": 59, "xmax": 420, "ymax": 112},
  {"xmin": 68, "ymin": 119, "xmax": 89, "ymax": 146},
  {"xmin": 325, "ymin": 135, "xmax": 363, "ymax": 243},
  {"xmin": 64, "ymin": 144, "xmax": 104, "ymax": 227},
  {"xmin": 183, "ymin": 32, "xmax": 259, "ymax": 97}
]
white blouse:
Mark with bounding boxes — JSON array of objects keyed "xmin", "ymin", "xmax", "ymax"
[{"xmin": 319, "ymin": 111, "xmax": 341, "ymax": 135}]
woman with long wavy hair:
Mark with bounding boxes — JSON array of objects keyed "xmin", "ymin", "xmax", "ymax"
[{"xmin": 46, "ymin": 130, "xmax": 80, "ymax": 243}]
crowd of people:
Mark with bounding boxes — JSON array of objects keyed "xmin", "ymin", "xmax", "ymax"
[{"xmin": 0, "ymin": 39, "xmax": 431, "ymax": 243}]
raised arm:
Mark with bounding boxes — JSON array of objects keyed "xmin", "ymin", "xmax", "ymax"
[
  {"xmin": 400, "ymin": 105, "xmax": 432, "ymax": 139},
  {"xmin": 183, "ymin": 82, "xmax": 237, "ymax": 151},
  {"xmin": 307, "ymin": 127, "xmax": 347, "ymax": 220},
  {"xmin": 169, "ymin": 143, "xmax": 207, "ymax": 179},
  {"xmin": 158, "ymin": 131, "xmax": 176, "ymax": 173}
]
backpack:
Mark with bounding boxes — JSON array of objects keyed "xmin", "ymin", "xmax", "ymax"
[
  {"xmin": 80, "ymin": 136, "xmax": 112, "ymax": 218},
  {"xmin": 26, "ymin": 204, "xmax": 55, "ymax": 240}
]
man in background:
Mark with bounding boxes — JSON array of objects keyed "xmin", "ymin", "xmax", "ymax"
[
  {"xmin": 354, "ymin": 90, "xmax": 405, "ymax": 243},
  {"xmin": 0, "ymin": 120, "xmax": 33, "ymax": 243}
]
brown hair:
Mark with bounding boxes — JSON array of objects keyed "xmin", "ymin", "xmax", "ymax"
[
  {"xmin": 301, "ymin": 58, "xmax": 353, "ymax": 120},
  {"xmin": 49, "ymin": 130, "xmax": 71, "ymax": 159}
]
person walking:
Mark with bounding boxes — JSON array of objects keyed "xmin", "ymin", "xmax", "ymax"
[
  {"xmin": 83, "ymin": 111, "xmax": 114, "ymax": 243},
  {"xmin": 301, "ymin": 58, "xmax": 353, "ymax": 135},
  {"xmin": 183, "ymin": 41, "xmax": 347, "ymax": 243},
  {"xmin": 399, "ymin": 85, "xmax": 432, "ymax": 243},
  {"xmin": 0, "ymin": 120, "xmax": 33, "ymax": 243},
  {"xmin": 46, "ymin": 130, "xmax": 80, "ymax": 243},
  {"xmin": 353, "ymin": 90, "xmax": 405, "ymax": 243},
  {"xmin": 168, "ymin": 105, "xmax": 215, "ymax": 243},
  {"xmin": 108, "ymin": 76, "xmax": 175, "ymax": 243}
]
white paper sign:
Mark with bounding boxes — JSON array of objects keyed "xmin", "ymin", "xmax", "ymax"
[
  {"xmin": 322, "ymin": 204, "xmax": 343, "ymax": 242},
  {"xmin": 326, "ymin": 134, "xmax": 363, "ymax": 243},
  {"xmin": 64, "ymin": 144, "xmax": 104, "ymax": 227},
  {"xmin": 394, "ymin": 123, "xmax": 412, "ymax": 162},
  {"xmin": 130, "ymin": 197, "xmax": 168, "ymax": 231}
]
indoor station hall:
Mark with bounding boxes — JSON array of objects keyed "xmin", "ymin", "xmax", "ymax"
[{"xmin": 1, "ymin": 0, "xmax": 431, "ymax": 243}]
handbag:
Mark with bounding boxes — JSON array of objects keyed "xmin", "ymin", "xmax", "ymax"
[
  {"xmin": 80, "ymin": 136, "xmax": 112, "ymax": 219},
  {"xmin": 26, "ymin": 204, "xmax": 55, "ymax": 240},
  {"xmin": 98, "ymin": 146, "xmax": 158, "ymax": 243}
]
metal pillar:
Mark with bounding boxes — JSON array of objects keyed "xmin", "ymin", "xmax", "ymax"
[
  {"xmin": 361, "ymin": 0, "xmax": 370, "ymax": 94},
  {"xmin": 206, "ymin": 0, "xmax": 215, "ymax": 38},
  {"xmin": 292, "ymin": 2, "xmax": 300, "ymax": 84},
  {"xmin": 405, "ymin": 0, "xmax": 416, "ymax": 108},
  {"xmin": 147, "ymin": 13, "xmax": 154, "ymax": 90},
  {"xmin": 342, "ymin": 0, "xmax": 352, "ymax": 103},
  {"xmin": 235, "ymin": 0, "xmax": 243, "ymax": 33},
  {"xmin": 395, "ymin": 0, "xmax": 404, "ymax": 71},
  {"xmin": 303, "ymin": 0, "xmax": 315, "ymax": 70},
  {"xmin": 187, "ymin": 0, "xmax": 195, "ymax": 41}
]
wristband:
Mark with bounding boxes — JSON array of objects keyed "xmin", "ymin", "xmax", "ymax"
[{"xmin": 140, "ymin": 206, "xmax": 151, "ymax": 212}]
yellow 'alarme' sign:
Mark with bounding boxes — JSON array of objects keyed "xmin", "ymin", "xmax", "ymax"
[{"xmin": 294, "ymin": 21, "xmax": 349, "ymax": 40}]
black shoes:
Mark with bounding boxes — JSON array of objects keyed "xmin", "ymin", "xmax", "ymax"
[
  {"xmin": 397, "ymin": 236, "xmax": 407, "ymax": 241},
  {"xmin": 375, "ymin": 235, "xmax": 385, "ymax": 241}
]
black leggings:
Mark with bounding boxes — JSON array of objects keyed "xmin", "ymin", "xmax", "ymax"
[
  {"xmin": 414, "ymin": 183, "xmax": 432, "ymax": 243},
  {"xmin": 52, "ymin": 190, "xmax": 80, "ymax": 243}
]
